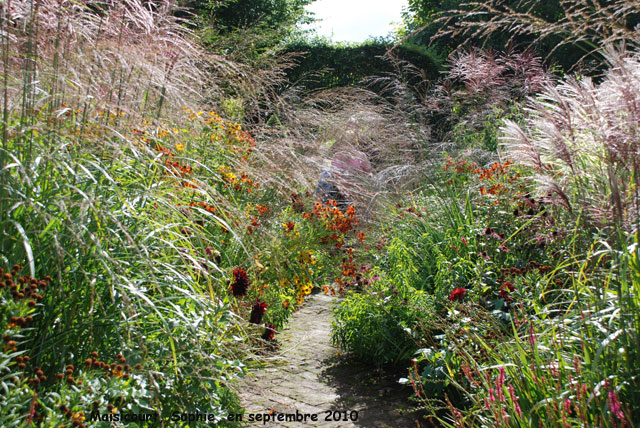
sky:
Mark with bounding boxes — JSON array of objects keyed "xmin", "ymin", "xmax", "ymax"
[{"xmin": 303, "ymin": 0, "xmax": 408, "ymax": 43}]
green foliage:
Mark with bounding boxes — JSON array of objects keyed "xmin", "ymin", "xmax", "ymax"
[
  {"xmin": 417, "ymin": 235, "xmax": 640, "ymax": 427},
  {"xmin": 194, "ymin": 0, "xmax": 312, "ymax": 33},
  {"xmin": 332, "ymin": 277, "xmax": 436, "ymax": 366},
  {"xmin": 193, "ymin": 0, "xmax": 313, "ymax": 55},
  {"xmin": 282, "ymin": 39, "xmax": 440, "ymax": 89},
  {"xmin": 221, "ymin": 97, "xmax": 246, "ymax": 122},
  {"xmin": 451, "ymin": 101, "xmax": 524, "ymax": 153}
]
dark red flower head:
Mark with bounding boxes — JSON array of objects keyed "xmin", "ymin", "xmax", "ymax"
[
  {"xmin": 249, "ymin": 300, "xmax": 268, "ymax": 324},
  {"xmin": 262, "ymin": 324, "xmax": 276, "ymax": 341},
  {"xmin": 448, "ymin": 287, "xmax": 467, "ymax": 302},
  {"xmin": 499, "ymin": 281, "xmax": 516, "ymax": 299},
  {"xmin": 230, "ymin": 268, "xmax": 249, "ymax": 297}
]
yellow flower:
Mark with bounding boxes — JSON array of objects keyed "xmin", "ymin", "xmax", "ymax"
[{"xmin": 176, "ymin": 144, "xmax": 185, "ymax": 151}]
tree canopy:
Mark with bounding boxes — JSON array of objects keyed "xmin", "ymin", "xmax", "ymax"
[{"xmin": 188, "ymin": 0, "xmax": 313, "ymax": 54}]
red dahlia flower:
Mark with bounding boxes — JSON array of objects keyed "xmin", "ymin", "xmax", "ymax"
[
  {"xmin": 499, "ymin": 281, "xmax": 515, "ymax": 299},
  {"xmin": 230, "ymin": 268, "xmax": 250, "ymax": 297},
  {"xmin": 249, "ymin": 300, "xmax": 267, "ymax": 324},
  {"xmin": 448, "ymin": 287, "xmax": 467, "ymax": 302}
]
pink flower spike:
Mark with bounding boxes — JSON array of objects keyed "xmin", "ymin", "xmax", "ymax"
[
  {"xmin": 508, "ymin": 384, "xmax": 522, "ymax": 417},
  {"xmin": 496, "ymin": 367, "xmax": 505, "ymax": 402},
  {"xmin": 528, "ymin": 324, "xmax": 537, "ymax": 346},
  {"xmin": 608, "ymin": 388, "xmax": 625, "ymax": 420}
]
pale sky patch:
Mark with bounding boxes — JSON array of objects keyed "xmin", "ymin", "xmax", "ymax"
[{"xmin": 303, "ymin": 0, "xmax": 408, "ymax": 43}]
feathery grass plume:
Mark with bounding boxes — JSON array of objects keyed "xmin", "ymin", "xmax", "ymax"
[
  {"xmin": 501, "ymin": 47, "xmax": 640, "ymax": 232},
  {"xmin": 2, "ymin": 0, "xmax": 217, "ymax": 125},
  {"xmin": 0, "ymin": 1, "xmax": 257, "ymax": 425},
  {"xmin": 248, "ymin": 48, "xmax": 548, "ymax": 218},
  {"xmin": 247, "ymin": 78, "xmax": 433, "ymax": 215},
  {"xmin": 412, "ymin": 47, "xmax": 550, "ymax": 169},
  {"xmin": 429, "ymin": 0, "xmax": 640, "ymax": 68}
]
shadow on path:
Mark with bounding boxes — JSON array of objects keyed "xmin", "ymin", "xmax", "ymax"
[
  {"xmin": 236, "ymin": 293, "xmax": 427, "ymax": 428},
  {"xmin": 319, "ymin": 354, "xmax": 423, "ymax": 428}
]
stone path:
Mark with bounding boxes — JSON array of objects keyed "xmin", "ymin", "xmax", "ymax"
[{"xmin": 236, "ymin": 292, "xmax": 423, "ymax": 428}]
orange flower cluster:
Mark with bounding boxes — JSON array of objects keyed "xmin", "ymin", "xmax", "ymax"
[
  {"xmin": 25, "ymin": 361, "xmax": 48, "ymax": 388},
  {"xmin": 202, "ymin": 112, "xmax": 255, "ymax": 159},
  {"xmin": 444, "ymin": 158, "xmax": 520, "ymax": 194},
  {"xmin": 247, "ymin": 216, "xmax": 261, "ymax": 235},
  {"xmin": 165, "ymin": 159, "xmax": 193, "ymax": 177},
  {"xmin": 218, "ymin": 166, "xmax": 259, "ymax": 193},
  {"xmin": 334, "ymin": 248, "xmax": 357, "ymax": 294},
  {"xmin": 180, "ymin": 181, "xmax": 198, "ymax": 189},
  {"xmin": 225, "ymin": 126, "xmax": 256, "ymax": 160},
  {"xmin": 290, "ymin": 193, "xmax": 305, "ymax": 213},
  {"xmin": 477, "ymin": 161, "xmax": 513, "ymax": 180},
  {"xmin": 189, "ymin": 201, "xmax": 216, "ymax": 213},
  {"xmin": 443, "ymin": 157, "xmax": 478, "ymax": 174},
  {"xmin": 58, "ymin": 404, "xmax": 85, "ymax": 428},
  {"xmin": 77, "ymin": 351, "xmax": 134, "ymax": 382},
  {"xmin": 141, "ymin": 137, "xmax": 195, "ymax": 178},
  {"xmin": 2, "ymin": 265, "xmax": 54, "ymax": 393},
  {"xmin": 479, "ymin": 184, "xmax": 505, "ymax": 195},
  {"xmin": 308, "ymin": 201, "xmax": 358, "ymax": 248}
]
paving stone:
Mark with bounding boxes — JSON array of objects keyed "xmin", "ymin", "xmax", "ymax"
[{"xmin": 235, "ymin": 293, "xmax": 423, "ymax": 428}]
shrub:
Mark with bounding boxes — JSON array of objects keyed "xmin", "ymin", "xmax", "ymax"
[{"xmin": 332, "ymin": 276, "xmax": 436, "ymax": 366}]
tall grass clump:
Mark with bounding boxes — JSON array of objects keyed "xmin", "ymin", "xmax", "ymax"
[
  {"xmin": 399, "ymin": 49, "xmax": 640, "ymax": 427},
  {"xmin": 0, "ymin": 1, "xmax": 264, "ymax": 425},
  {"xmin": 502, "ymin": 48, "xmax": 640, "ymax": 234}
]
